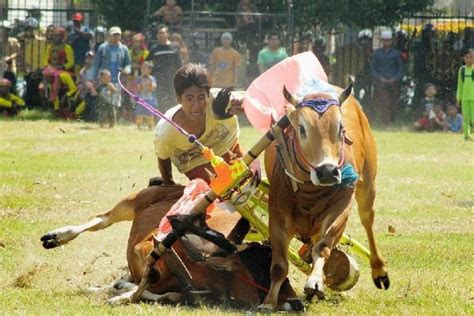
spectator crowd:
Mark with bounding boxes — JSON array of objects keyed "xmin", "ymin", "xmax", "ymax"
[{"xmin": 0, "ymin": 0, "xmax": 472, "ymax": 140}]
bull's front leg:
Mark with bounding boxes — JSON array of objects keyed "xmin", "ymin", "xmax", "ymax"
[
  {"xmin": 305, "ymin": 202, "xmax": 351, "ymax": 301},
  {"xmin": 259, "ymin": 216, "xmax": 292, "ymax": 311}
]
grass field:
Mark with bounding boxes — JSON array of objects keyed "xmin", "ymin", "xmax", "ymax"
[{"xmin": 0, "ymin": 116, "xmax": 473, "ymax": 315}]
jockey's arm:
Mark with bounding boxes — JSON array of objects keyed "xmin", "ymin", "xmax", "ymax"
[{"xmin": 158, "ymin": 158, "xmax": 175, "ymax": 185}]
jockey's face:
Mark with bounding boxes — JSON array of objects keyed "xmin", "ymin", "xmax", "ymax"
[{"xmin": 177, "ymin": 86, "xmax": 208, "ymax": 121}]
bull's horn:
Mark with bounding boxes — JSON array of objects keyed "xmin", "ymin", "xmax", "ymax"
[
  {"xmin": 283, "ymin": 86, "xmax": 299, "ymax": 106},
  {"xmin": 338, "ymin": 81, "xmax": 353, "ymax": 105}
]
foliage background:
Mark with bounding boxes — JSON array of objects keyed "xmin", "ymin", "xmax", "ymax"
[{"xmin": 89, "ymin": 0, "xmax": 434, "ymax": 31}]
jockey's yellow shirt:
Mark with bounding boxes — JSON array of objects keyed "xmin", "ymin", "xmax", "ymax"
[
  {"xmin": 154, "ymin": 98, "xmax": 239, "ymax": 174},
  {"xmin": 43, "ymin": 43, "xmax": 75, "ymax": 70}
]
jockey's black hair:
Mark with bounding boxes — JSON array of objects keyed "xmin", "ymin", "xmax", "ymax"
[{"xmin": 173, "ymin": 63, "xmax": 211, "ymax": 97}]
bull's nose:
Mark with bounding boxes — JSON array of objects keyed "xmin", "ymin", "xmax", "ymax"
[{"xmin": 315, "ymin": 164, "xmax": 341, "ymax": 185}]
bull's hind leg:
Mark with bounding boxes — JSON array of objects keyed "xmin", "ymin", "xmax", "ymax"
[
  {"xmin": 40, "ymin": 192, "xmax": 137, "ymax": 248},
  {"xmin": 355, "ymin": 180, "xmax": 390, "ymax": 290}
]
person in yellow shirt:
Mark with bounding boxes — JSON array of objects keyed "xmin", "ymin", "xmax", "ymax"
[
  {"xmin": 209, "ymin": 32, "xmax": 241, "ymax": 88},
  {"xmin": 42, "ymin": 27, "xmax": 78, "ymax": 112},
  {"xmin": 0, "ymin": 78, "xmax": 25, "ymax": 116}
]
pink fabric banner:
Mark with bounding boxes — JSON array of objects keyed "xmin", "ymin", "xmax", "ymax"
[{"xmin": 243, "ymin": 52, "xmax": 328, "ymax": 132}]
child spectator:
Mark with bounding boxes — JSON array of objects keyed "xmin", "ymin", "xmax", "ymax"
[
  {"xmin": 429, "ymin": 103, "xmax": 447, "ymax": 131},
  {"xmin": 0, "ymin": 78, "xmax": 24, "ymax": 116},
  {"xmin": 209, "ymin": 32, "xmax": 241, "ymax": 88},
  {"xmin": 90, "ymin": 69, "xmax": 117, "ymax": 128},
  {"xmin": 77, "ymin": 51, "xmax": 96, "ymax": 121},
  {"xmin": 413, "ymin": 83, "xmax": 442, "ymax": 131},
  {"xmin": 170, "ymin": 33, "xmax": 189, "ymax": 64},
  {"xmin": 134, "ymin": 61, "xmax": 157, "ymax": 130},
  {"xmin": 444, "ymin": 104, "xmax": 463, "ymax": 133},
  {"xmin": 456, "ymin": 48, "xmax": 474, "ymax": 141}
]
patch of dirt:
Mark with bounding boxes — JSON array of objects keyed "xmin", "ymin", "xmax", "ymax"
[{"xmin": 13, "ymin": 263, "xmax": 47, "ymax": 288}]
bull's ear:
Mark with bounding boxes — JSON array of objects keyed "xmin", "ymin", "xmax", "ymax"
[
  {"xmin": 283, "ymin": 86, "xmax": 299, "ymax": 106},
  {"xmin": 338, "ymin": 81, "xmax": 353, "ymax": 105}
]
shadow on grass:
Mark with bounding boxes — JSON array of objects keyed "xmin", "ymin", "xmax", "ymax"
[{"xmin": 1, "ymin": 109, "xmax": 55, "ymax": 121}]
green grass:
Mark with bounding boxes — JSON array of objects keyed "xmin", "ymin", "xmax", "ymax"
[{"xmin": 0, "ymin": 119, "xmax": 473, "ymax": 315}]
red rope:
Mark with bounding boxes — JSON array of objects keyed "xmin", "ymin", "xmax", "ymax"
[{"xmin": 236, "ymin": 273, "xmax": 269, "ymax": 293}]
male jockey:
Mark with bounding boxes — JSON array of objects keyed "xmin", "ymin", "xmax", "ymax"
[{"xmin": 42, "ymin": 27, "xmax": 79, "ymax": 114}]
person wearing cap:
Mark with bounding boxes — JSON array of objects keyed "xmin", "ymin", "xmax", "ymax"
[
  {"xmin": 370, "ymin": 30, "xmax": 404, "ymax": 125},
  {"xmin": 16, "ymin": 17, "xmax": 46, "ymax": 74},
  {"xmin": 93, "ymin": 26, "xmax": 107, "ymax": 53},
  {"xmin": 332, "ymin": 29, "xmax": 373, "ymax": 89},
  {"xmin": 68, "ymin": 12, "xmax": 93, "ymax": 76},
  {"xmin": 87, "ymin": 26, "xmax": 131, "ymax": 112},
  {"xmin": 0, "ymin": 78, "xmax": 25, "ymax": 115},
  {"xmin": 209, "ymin": 32, "xmax": 241, "ymax": 88},
  {"xmin": 88, "ymin": 26, "xmax": 131, "ymax": 83}
]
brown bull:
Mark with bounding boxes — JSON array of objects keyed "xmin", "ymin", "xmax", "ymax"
[
  {"xmin": 41, "ymin": 184, "xmax": 301, "ymax": 310},
  {"xmin": 261, "ymin": 84, "xmax": 390, "ymax": 310}
]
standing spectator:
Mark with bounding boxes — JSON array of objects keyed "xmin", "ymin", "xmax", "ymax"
[
  {"xmin": 146, "ymin": 25, "xmax": 181, "ymax": 111},
  {"xmin": 235, "ymin": 0, "xmax": 259, "ymax": 75},
  {"xmin": 93, "ymin": 26, "xmax": 106, "ymax": 53},
  {"xmin": 370, "ymin": 30, "xmax": 404, "ymax": 125},
  {"xmin": 89, "ymin": 69, "xmax": 117, "ymax": 128},
  {"xmin": 87, "ymin": 26, "xmax": 131, "ymax": 111},
  {"xmin": 77, "ymin": 51, "xmax": 96, "ymax": 121},
  {"xmin": 122, "ymin": 30, "xmax": 134, "ymax": 48},
  {"xmin": 209, "ymin": 32, "xmax": 241, "ymax": 88},
  {"xmin": 311, "ymin": 35, "xmax": 331, "ymax": 77},
  {"xmin": 456, "ymin": 48, "xmax": 474, "ymax": 141},
  {"xmin": 413, "ymin": 24, "xmax": 437, "ymax": 103},
  {"xmin": 427, "ymin": 33, "xmax": 462, "ymax": 103},
  {"xmin": 152, "ymin": 0, "xmax": 183, "ymax": 31},
  {"xmin": 1, "ymin": 21, "xmax": 21, "ymax": 95},
  {"xmin": 68, "ymin": 13, "xmax": 93, "ymax": 76},
  {"xmin": 257, "ymin": 32, "xmax": 288, "ymax": 74},
  {"xmin": 332, "ymin": 29, "xmax": 373, "ymax": 88},
  {"xmin": 134, "ymin": 61, "xmax": 158, "ymax": 130},
  {"xmin": 353, "ymin": 30, "xmax": 374, "ymax": 116},
  {"xmin": 170, "ymin": 33, "xmax": 189, "ymax": 64},
  {"xmin": 444, "ymin": 103, "xmax": 463, "ymax": 133},
  {"xmin": 16, "ymin": 17, "xmax": 46, "ymax": 74},
  {"xmin": 42, "ymin": 27, "xmax": 78, "ymax": 113}
]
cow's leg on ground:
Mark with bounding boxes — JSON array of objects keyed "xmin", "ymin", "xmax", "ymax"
[
  {"xmin": 304, "ymin": 203, "xmax": 350, "ymax": 300},
  {"xmin": 41, "ymin": 192, "xmax": 137, "ymax": 248},
  {"xmin": 107, "ymin": 279, "xmax": 183, "ymax": 305},
  {"xmin": 260, "ymin": 218, "xmax": 292, "ymax": 311},
  {"xmin": 355, "ymin": 181, "xmax": 389, "ymax": 289}
]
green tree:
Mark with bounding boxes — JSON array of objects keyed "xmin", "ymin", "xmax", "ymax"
[{"xmin": 264, "ymin": 0, "xmax": 434, "ymax": 31}]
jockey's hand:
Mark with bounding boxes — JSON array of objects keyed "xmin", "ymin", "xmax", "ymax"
[{"xmin": 228, "ymin": 98, "xmax": 244, "ymax": 115}]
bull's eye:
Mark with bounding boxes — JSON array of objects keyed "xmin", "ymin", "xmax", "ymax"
[{"xmin": 299, "ymin": 125, "xmax": 306, "ymax": 138}]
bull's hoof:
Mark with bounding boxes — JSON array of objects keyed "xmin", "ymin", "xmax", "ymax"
[
  {"xmin": 285, "ymin": 297, "xmax": 305, "ymax": 311},
  {"xmin": 257, "ymin": 303, "xmax": 275, "ymax": 312},
  {"xmin": 304, "ymin": 284, "xmax": 325, "ymax": 301},
  {"xmin": 40, "ymin": 233, "xmax": 60, "ymax": 249},
  {"xmin": 373, "ymin": 274, "xmax": 390, "ymax": 290}
]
